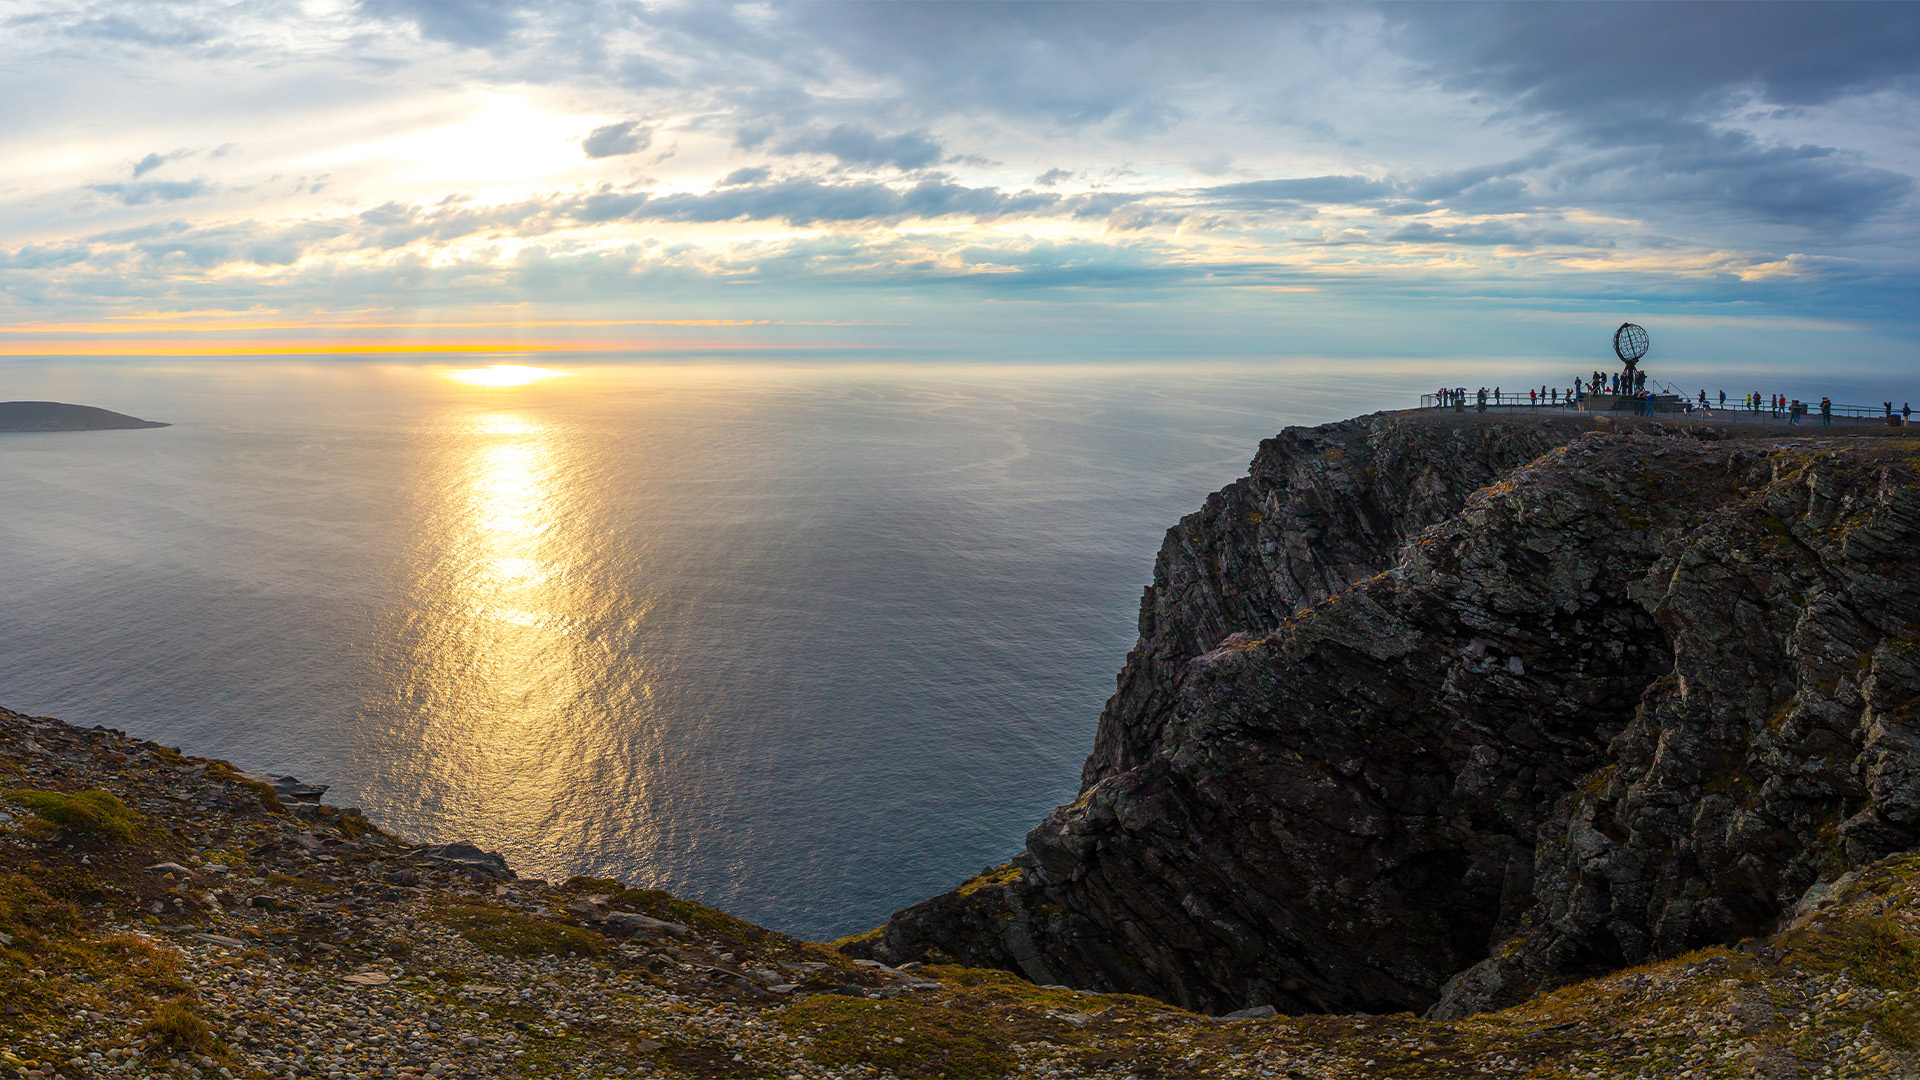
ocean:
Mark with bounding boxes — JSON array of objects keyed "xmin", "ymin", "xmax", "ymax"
[{"xmin": 0, "ymin": 358, "xmax": 1409, "ymax": 939}]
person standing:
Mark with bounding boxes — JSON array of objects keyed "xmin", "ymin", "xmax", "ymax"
[{"xmin": 1821, "ymin": 397, "xmax": 1832, "ymax": 425}]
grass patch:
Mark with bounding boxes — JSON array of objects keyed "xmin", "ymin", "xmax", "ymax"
[
  {"xmin": 266, "ymin": 872, "xmax": 331, "ymax": 895},
  {"xmin": 1787, "ymin": 915, "xmax": 1920, "ymax": 989},
  {"xmin": 436, "ymin": 904, "xmax": 607, "ymax": 958},
  {"xmin": 779, "ymin": 995, "xmax": 1017, "ymax": 1079},
  {"xmin": 0, "ymin": 872, "xmax": 80, "ymax": 936},
  {"xmin": 205, "ymin": 764, "xmax": 281, "ymax": 813},
  {"xmin": 139, "ymin": 998, "xmax": 223, "ymax": 1057},
  {"xmin": 336, "ymin": 812, "xmax": 377, "ymax": 839},
  {"xmin": 563, "ymin": 876, "xmax": 625, "ymax": 894},
  {"xmin": 7, "ymin": 788, "xmax": 138, "ymax": 842},
  {"xmin": 100, "ymin": 934, "xmax": 190, "ymax": 995}
]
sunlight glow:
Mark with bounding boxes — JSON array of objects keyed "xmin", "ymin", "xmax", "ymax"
[{"xmin": 447, "ymin": 364, "xmax": 575, "ymax": 387}]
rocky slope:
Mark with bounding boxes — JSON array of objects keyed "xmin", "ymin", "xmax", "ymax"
[
  {"xmin": 854, "ymin": 412, "xmax": 1920, "ymax": 1025},
  {"xmin": 10, "ymin": 704, "xmax": 1920, "ymax": 1080}
]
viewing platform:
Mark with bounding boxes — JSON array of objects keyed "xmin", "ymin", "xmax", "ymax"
[{"xmin": 1418, "ymin": 394, "xmax": 1909, "ymax": 428}]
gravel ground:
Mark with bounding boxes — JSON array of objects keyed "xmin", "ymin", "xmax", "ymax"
[{"xmin": 1, "ymin": 705, "xmax": 1914, "ymax": 1079}]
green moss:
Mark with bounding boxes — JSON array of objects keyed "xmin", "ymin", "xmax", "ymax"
[
  {"xmin": 562, "ymin": 875, "xmax": 625, "ymax": 894},
  {"xmin": 606, "ymin": 889, "xmax": 763, "ymax": 941},
  {"xmin": 435, "ymin": 904, "xmax": 607, "ymax": 958},
  {"xmin": 828, "ymin": 926, "xmax": 883, "ymax": 952},
  {"xmin": 779, "ymin": 996, "xmax": 1017, "ymax": 1079},
  {"xmin": 1870, "ymin": 998, "xmax": 1920, "ymax": 1051},
  {"xmin": 7, "ymin": 788, "xmax": 138, "ymax": 842},
  {"xmin": 955, "ymin": 863, "xmax": 1022, "ymax": 897}
]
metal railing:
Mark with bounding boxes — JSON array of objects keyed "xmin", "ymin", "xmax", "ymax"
[{"xmin": 1417, "ymin": 393, "xmax": 1911, "ymax": 426}]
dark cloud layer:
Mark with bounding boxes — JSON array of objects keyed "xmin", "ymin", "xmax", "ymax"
[
  {"xmin": 1392, "ymin": 3, "xmax": 1920, "ymax": 119},
  {"xmin": 773, "ymin": 124, "xmax": 945, "ymax": 171}
]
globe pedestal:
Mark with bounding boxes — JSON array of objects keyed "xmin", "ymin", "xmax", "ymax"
[{"xmin": 1579, "ymin": 393, "xmax": 1682, "ymax": 414}]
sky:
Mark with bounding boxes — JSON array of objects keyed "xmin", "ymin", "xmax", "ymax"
[{"xmin": 2, "ymin": 1, "xmax": 1918, "ymax": 374}]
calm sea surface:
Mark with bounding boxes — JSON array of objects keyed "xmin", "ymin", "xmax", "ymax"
[{"xmin": 0, "ymin": 359, "xmax": 1408, "ymax": 938}]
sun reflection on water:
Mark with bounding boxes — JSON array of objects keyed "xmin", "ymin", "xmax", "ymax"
[{"xmin": 363, "ymin": 401, "xmax": 658, "ymax": 874}]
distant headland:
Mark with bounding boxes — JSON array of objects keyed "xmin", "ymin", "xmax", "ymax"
[{"xmin": 0, "ymin": 400, "xmax": 169, "ymax": 432}]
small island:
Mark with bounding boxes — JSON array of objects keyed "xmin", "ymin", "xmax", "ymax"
[{"xmin": 0, "ymin": 400, "xmax": 169, "ymax": 432}]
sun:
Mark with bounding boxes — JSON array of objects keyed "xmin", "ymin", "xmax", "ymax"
[{"xmin": 446, "ymin": 364, "xmax": 574, "ymax": 387}]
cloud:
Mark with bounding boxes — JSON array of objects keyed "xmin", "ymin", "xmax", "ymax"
[
  {"xmin": 46, "ymin": 8, "xmax": 217, "ymax": 48},
  {"xmin": 131, "ymin": 149, "xmax": 193, "ymax": 178},
  {"xmin": 1385, "ymin": 5, "xmax": 1920, "ymax": 235},
  {"xmin": 86, "ymin": 178, "xmax": 215, "ymax": 205},
  {"xmin": 355, "ymin": 0, "xmax": 534, "ymax": 49},
  {"xmin": 774, "ymin": 124, "xmax": 945, "ymax": 171},
  {"xmin": 721, "ymin": 166, "xmax": 770, "ymax": 186},
  {"xmin": 1205, "ymin": 175, "xmax": 1398, "ymax": 209},
  {"xmin": 567, "ymin": 177, "xmax": 1068, "ymax": 228},
  {"xmin": 582, "ymin": 120, "xmax": 652, "ymax": 159},
  {"xmin": 1391, "ymin": 4, "xmax": 1920, "ymax": 121}
]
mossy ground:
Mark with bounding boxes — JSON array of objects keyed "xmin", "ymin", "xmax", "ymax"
[{"xmin": 432, "ymin": 903, "xmax": 609, "ymax": 959}]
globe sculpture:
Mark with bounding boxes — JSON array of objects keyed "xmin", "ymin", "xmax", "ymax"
[
  {"xmin": 1613, "ymin": 322, "xmax": 1650, "ymax": 393},
  {"xmin": 1614, "ymin": 322, "xmax": 1649, "ymax": 365}
]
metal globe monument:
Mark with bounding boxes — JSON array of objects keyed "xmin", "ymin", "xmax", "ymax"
[{"xmin": 1614, "ymin": 322, "xmax": 1650, "ymax": 393}]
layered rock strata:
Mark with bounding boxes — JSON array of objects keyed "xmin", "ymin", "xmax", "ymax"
[{"xmin": 855, "ymin": 413, "xmax": 1920, "ymax": 1020}]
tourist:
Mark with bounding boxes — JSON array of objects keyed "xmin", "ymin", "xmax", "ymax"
[{"xmin": 1821, "ymin": 397, "xmax": 1832, "ymax": 425}]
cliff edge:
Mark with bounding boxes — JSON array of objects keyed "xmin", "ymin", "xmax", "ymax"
[{"xmin": 853, "ymin": 411, "xmax": 1920, "ymax": 1021}]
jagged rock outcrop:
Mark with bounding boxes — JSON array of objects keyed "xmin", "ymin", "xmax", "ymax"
[{"xmin": 854, "ymin": 412, "xmax": 1920, "ymax": 1020}]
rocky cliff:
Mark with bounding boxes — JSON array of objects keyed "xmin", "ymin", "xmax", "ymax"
[{"xmin": 854, "ymin": 411, "xmax": 1920, "ymax": 1021}]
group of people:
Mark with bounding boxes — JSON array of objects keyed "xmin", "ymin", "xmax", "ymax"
[
  {"xmin": 1581, "ymin": 369, "xmax": 1648, "ymax": 397},
  {"xmin": 1431, "ymin": 383, "xmax": 1912, "ymax": 424},
  {"xmin": 1434, "ymin": 385, "xmax": 1578, "ymax": 410}
]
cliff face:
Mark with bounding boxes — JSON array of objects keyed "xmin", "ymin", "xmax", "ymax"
[{"xmin": 856, "ymin": 412, "xmax": 1920, "ymax": 1020}]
